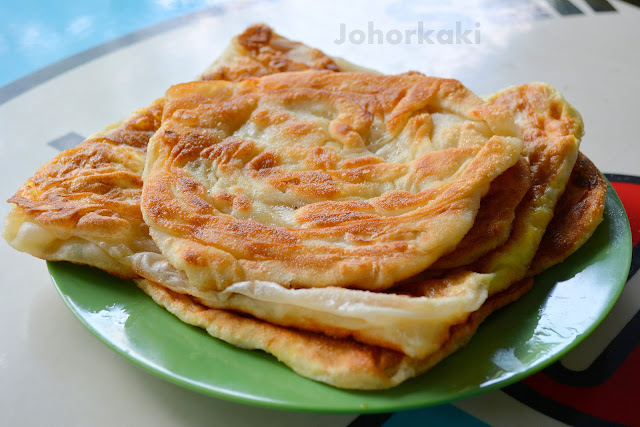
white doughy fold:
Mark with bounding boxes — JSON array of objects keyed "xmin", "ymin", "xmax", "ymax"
[{"xmin": 131, "ymin": 251, "xmax": 488, "ymax": 358}]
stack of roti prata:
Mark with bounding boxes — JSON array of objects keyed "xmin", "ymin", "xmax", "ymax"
[{"xmin": 4, "ymin": 25, "xmax": 606, "ymax": 389}]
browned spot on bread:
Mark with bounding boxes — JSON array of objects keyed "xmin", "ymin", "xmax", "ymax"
[
  {"xmin": 528, "ymin": 152, "xmax": 606, "ymax": 275},
  {"xmin": 248, "ymin": 150, "xmax": 279, "ymax": 170}
]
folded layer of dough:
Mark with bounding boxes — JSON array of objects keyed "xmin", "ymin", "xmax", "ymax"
[{"xmin": 135, "ymin": 276, "xmax": 534, "ymax": 390}]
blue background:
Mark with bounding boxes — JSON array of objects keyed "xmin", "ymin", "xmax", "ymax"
[{"xmin": 0, "ymin": 0, "xmax": 222, "ymax": 87}]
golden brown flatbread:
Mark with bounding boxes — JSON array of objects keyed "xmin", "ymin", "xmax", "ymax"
[
  {"xmin": 131, "ymin": 83, "xmax": 602, "ymax": 390},
  {"xmin": 467, "ymin": 82, "xmax": 583, "ymax": 295},
  {"xmin": 200, "ymin": 23, "xmax": 340, "ymax": 81},
  {"xmin": 133, "ymin": 81, "xmax": 582, "ymax": 361},
  {"xmin": 4, "ymin": 100, "xmax": 163, "ymax": 278},
  {"xmin": 3, "ymin": 24, "xmax": 606, "ymax": 391},
  {"xmin": 141, "ymin": 71, "xmax": 523, "ymax": 293},
  {"xmin": 3, "ymin": 24, "xmax": 343, "ymax": 278},
  {"xmin": 133, "ymin": 148, "xmax": 605, "ymax": 390}
]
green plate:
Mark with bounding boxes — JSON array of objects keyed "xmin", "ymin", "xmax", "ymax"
[{"xmin": 48, "ymin": 184, "xmax": 632, "ymax": 413}]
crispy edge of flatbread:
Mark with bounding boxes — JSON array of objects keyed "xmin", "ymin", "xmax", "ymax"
[
  {"xmin": 466, "ymin": 82, "xmax": 583, "ymax": 295},
  {"xmin": 528, "ymin": 152, "xmax": 606, "ymax": 275},
  {"xmin": 135, "ymin": 276, "xmax": 533, "ymax": 390}
]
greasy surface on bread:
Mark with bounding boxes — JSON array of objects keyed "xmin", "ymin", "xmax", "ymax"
[
  {"xmin": 135, "ymin": 276, "xmax": 533, "ymax": 390},
  {"xmin": 528, "ymin": 152, "xmax": 606, "ymax": 275},
  {"xmin": 3, "ymin": 25, "xmax": 342, "ymax": 277},
  {"xmin": 141, "ymin": 71, "xmax": 523, "ymax": 293}
]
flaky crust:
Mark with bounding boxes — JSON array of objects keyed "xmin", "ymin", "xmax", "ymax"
[
  {"xmin": 400, "ymin": 83, "xmax": 584, "ymax": 301},
  {"xmin": 141, "ymin": 71, "xmax": 523, "ymax": 293},
  {"xmin": 324, "ymin": 62, "xmax": 533, "ymax": 270}
]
